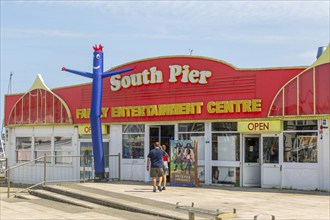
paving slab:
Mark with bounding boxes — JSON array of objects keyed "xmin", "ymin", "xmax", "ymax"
[
  {"xmin": 68, "ymin": 181, "xmax": 330, "ymax": 220},
  {"xmin": 1, "ymin": 181, "xmax": 329, "ymax": 220}
]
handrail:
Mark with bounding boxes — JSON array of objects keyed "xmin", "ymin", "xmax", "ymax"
[
  {"xmin": 5, "ymin": 156, "xmax": 45, "ymax": 171},
  {"xmin": 6, "ymin": 153, "xmax": 121, "ymax": 198},
  {"xmin": 13, "ymin": 182, "xmax": 44, "ymax": 197}
]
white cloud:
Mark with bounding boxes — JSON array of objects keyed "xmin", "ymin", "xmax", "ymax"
[
  {"xmin": 1, "ymin": 28, "xmax": 92, "ymax": 38},
  {"xmin": 16, "ymin": 1, "xmax": 330, "ymax": 24},
  {"xmin": 90, "ymin": 1, "xmax": 330, "ymax": 26}
]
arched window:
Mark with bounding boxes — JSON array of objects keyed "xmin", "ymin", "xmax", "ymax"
[{"xmin": 8, "ymin": 75, "xmax": 72, "ymax": 125}]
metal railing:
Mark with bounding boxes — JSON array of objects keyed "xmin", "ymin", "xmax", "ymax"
[{"xmin": 4, "ymin": 153, "xmax": 121, "ymax": 198}]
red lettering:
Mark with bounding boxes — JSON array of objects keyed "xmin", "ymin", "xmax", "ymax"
[
  {"xmin": 264, "ymin": 123, "xmax": 269, "ymax": 130},
  {"xmin": 84, "ymin": 126, "xmax": 91, "ymax": 133},
  {"xmin": 248, "ymin": 123, "xmax": 254, "ymax": 130},
  {"xmin": 247, "ymin": 122, "xmax": 270, "ymax": 131}
]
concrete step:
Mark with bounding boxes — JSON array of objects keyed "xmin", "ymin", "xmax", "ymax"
[
  {"xmin": 16, "ymin": 193, "xmax": 40, "ymax": 200},
  {"xmin": 43, "ymin": 184, "xmax": 206, "ymax": 220},
  {"xmin": 29, "ymin": 189, "xmax": 103, "ymax": 209}
]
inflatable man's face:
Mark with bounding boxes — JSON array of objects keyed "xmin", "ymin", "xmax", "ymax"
[{"xmin": 93, "ymin": 44, "xmax": 104, "ymax": 72}]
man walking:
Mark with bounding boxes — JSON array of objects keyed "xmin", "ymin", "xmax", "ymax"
[{"xmin": 147, "ymin": 142, "xmax": 166, "ymax": 192}]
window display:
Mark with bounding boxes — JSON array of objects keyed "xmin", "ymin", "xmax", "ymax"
[
  {"xmin": 283, "ymin": 120, "xmax": 318, "ymax": 163},
  {"xmin": 122, "ymin": 125, "xmax": 145, "ymax": 159}
]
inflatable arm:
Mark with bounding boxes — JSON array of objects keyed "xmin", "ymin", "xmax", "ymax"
[
  {"xmin": 102, "ymin": 67, "xmax": 135, "ymax": 78},
  {"xmin": 61, "ymin": 44, "xmax": 134, "ymax": 180},
  {"xmin": 61, "ymin": 67, "xmax": 93, "ymax": 79}
]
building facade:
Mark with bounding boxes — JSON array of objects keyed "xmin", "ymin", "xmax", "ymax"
[{"xmin": 4, "ymin": 46, "xmax": 330, "ymax": 191}]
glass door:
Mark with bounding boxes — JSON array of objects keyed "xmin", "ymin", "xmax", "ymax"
[
  {"xmin": 243, "ymin": 135, "xmax": 261, "ymax": 187},
  {"xmin": 261, "ymin": 135, "xmax": 281, "ymax": 188},
  {"xmin": 149, "ymin": 126, "xmax": 161, "ymax": 150},
  {"xmin": 79, "ymin": 141, "xmax": 109, "ymax": 180}
]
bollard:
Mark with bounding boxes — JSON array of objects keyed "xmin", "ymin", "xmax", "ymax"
[
  {"xmin": 254, "ymin": 214, "xmax": 275, "ymax": 220},
  {"xmin": 176, "ymin": 202, "xmax": 236, "ymax": 220},
  {"xmin": 215, "ymin": 208, "xmax": 237, "ymax": 220},
  {"xmin": 188, "ymin": 212, "xmax": 195, "ymax": 220},
  {"xmin": 187, "ymin": 202, "xmax": 195, "ymax": 220}
]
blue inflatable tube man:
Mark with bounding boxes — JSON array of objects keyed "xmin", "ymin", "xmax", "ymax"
[{"xmin": 62, "ymin": 44, "xmax": 134, "ymax": 179}]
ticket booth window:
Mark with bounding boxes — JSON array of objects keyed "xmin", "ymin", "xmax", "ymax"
[
  {"xmin": 16, "ymin": 137, "xmax": 32, "ymax": 163},
  {"xmin": 34, "ymin": 137, "xmax": 52, "ymax": 163}
]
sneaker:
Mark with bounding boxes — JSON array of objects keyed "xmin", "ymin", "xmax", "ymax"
[
  {"xmin": 153, "ymin": 188, "xmax": 156, "ymax": 192},
  {"xmin": 162, "ymin": 186, "xmax": 166, "ymax": 190},
  {"xmin": 157, "ymin": 185, "xmax": 162, "ymax": 192}
]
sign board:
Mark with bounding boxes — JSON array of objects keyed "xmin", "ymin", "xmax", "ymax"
[
  {"xmin": 78, "ymin": 124, "xmax": 108, "ymax": 135},
  {"xmin": 238, "ymin": 121, "xmax": 282, "ymax": 133}
]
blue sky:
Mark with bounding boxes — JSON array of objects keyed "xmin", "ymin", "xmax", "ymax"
[{"xmin": 0, "ymin": 0, "xmax": 329, "ymax": 124}]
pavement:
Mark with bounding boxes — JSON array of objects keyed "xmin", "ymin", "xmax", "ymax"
[{"xmin": 1, "ymin": 181, "xmax": 329, "ymax": 220}]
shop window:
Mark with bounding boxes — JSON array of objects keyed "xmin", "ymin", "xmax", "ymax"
[
  {"xmin": 179, "ymin": 133, "xmax": 204, "ymax": 141},
  {"xmin": 212, "ymin": 122, "xmax": 237, "ymax": 131},
  {"xmin": 212, "ymin": 134, "xmax": 240, "ymax": 161},
  {"xmin": 283, "ymin": 120, "xmax": 318, "ymax": 163},
  {"xmin": 16, "ymin": 137, "xmax": 32, "ymax": 163},
  {"xmin": 54, "ymin": 136, "xmax": 72, "ymax": 165},
  {"xmin": 178, "ymin": 123, "xmax": 205, "ymax": 140},
  {"xmin": 212, "ymin": 122, "xmax": 239, "ymax": 161},
  {"xmin": 34, "ymin": 137, "xmax": 52, "ymax": 163},
  {"xmin": 179, "ymin": 123, "xmax": 204, "ymax": 132},
  {"xmin": 284, "ymin": 132, "xmax": 318, "ymax": 163},
  {"xmin": 178, "ymin": 123, "xmax": 205, "ymax": 161},
  {"xmin": 212, "ymin": 166, "xmax": 239, "ymax": 185},
  {"xmin": 122, "ymin": 125, "xmax": 145, "ymax": 159},
  {"xmin": 284, "ymin": 120, "xmax": 317, "ymax": 131},
  {"xmin": 122, "ymin": 124, "xmax": 145, "ymax": 133}
]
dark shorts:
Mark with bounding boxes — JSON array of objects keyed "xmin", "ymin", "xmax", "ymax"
[{"xmin": 150, "ymin": 167, "xmax": 164, "ymax": 177}]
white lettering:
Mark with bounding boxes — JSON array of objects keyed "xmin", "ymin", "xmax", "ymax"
[
  {"xmin": 169, "ymin": 65, "xmax": 212, "ymax": 84},
  {"xmin": 150, "ymin": 67, "xmax": 163, "ymax": 84},
  {"xmin": 110, "ymin": 75, "xmax": 121, "ymax": 91},
  {"xmin": 121, "ymin": 76, "xmax": 131, "ymax": 88},
  {"xmin": 168, "ymin": 65, "xmax": 182, "ymax": 82},
  {"xmin": 110, "ymin": 65, "xmax": 212, "ymax": 91}
]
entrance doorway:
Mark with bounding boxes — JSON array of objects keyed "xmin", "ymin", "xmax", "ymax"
[
  {"xmin": 79, "ymin": 140, "xmax": 110, "ymax": 180},
  {"xmin": 243, "ymin": 135, "xmax": 261, "ymax": 187},
  {"xmin": 149, "ymin": 125, "xmax": 174, "ymax": 181},
  {"xmin": 261, "ymin": 134, "xmax": 281, "ymax": 188},
  {"xmin": 242, "ymin": 134, "xmax": 282, "ymax": 188},
  {"xmin": 149, "ymin": 125, "xmax": 174, "ymax": 153}
]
